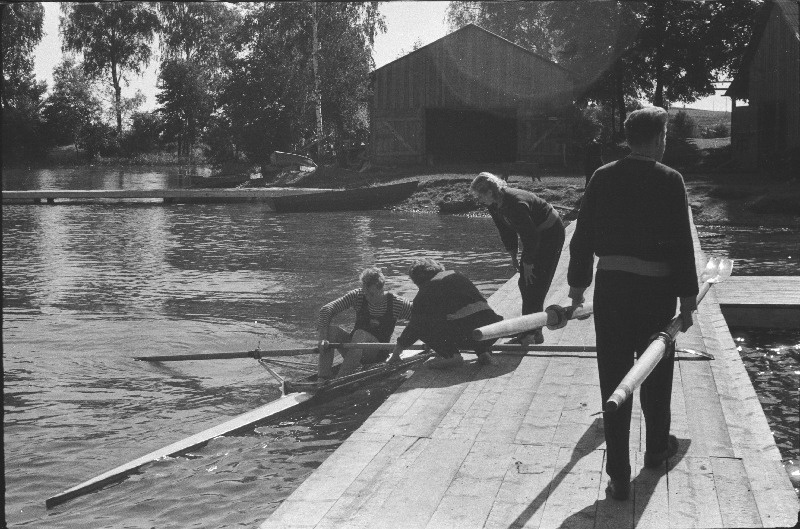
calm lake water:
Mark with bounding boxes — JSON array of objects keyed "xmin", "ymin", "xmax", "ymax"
[{"xmin": 3, "ymin": 167, "xmax": 798, "ymax": 527}]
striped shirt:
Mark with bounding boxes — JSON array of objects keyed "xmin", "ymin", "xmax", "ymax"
[{"xmin": 317, "ymin": 289, "xmax": 413, "ymax": 338}]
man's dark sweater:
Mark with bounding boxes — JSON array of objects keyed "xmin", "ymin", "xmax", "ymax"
[
  {"xmin": 489, "ymin": 188, "xmax": 557, "ymax": 261},
  {"xmin": 397, "ymin": 271, "xmax": 500, "ymax": 349},
  {"xmin": 568, "ymin": 157, "xmax": 699, "ymax": 299}
]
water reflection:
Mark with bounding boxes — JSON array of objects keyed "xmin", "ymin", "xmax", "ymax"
[
  {"xmin": 696, "ymin": 224, "xmax": 798, "ymax": 275},
  {"xmin": 2, "ymin": 165, "xmax": 212, "ymax": 191},
  {"xmin": 733, "ymin": 328, "xmax": 800, "ymax": 461}
]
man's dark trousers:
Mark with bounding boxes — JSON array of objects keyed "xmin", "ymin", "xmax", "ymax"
[
  {"xmin": 594, "ymin": 270, "xmax": 677, "ymax": 480},
  {"xmin": 519, "ymin": 223, "xmax": 565, "ymax": 315}
]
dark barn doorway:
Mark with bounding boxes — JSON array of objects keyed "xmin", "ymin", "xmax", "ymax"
[{"xmin": 425, "ymin": 108, "xmax": 517, "ymax": 163}]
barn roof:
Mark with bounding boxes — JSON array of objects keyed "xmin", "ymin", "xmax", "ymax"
[
  {"xmin": 372, "ymin": 23, "xmax": 575, "ymax": 78},
  {"xmin": 726, "ymin": 0, "xmax": 799, "ymax": 99}
]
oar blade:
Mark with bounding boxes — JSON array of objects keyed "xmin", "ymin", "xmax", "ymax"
[
  {"xmin": 701, "ymin": 256, "xmax": 721, "ymax": 282},
  {"xmin": 713, "ymin": 258, "xmax": 734, "ymax": 282}
]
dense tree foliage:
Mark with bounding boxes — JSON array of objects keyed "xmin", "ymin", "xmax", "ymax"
[
  {"xmin": 156, "ymin": 3, "xmax": 238, "ymax": 155},
  {"xmin": 2, "ymin": 2, "xmax": 48, "ymax": 164},
  {"xmin": 42, "ymin": 57, "xmax": 102, "ymax": 147},
  {"xmin": 214, "ymin": 2, "xmax": 383, "ymax": 168},
  {"xmin": 157, "ymin": 59, "xmax": 213, "ymax": 155},
  {"xmin": 447, "ymin": 0, "xmax": 761, "ymax": 139},
  {"xmin": 60, "ymin": 2, "xmax": 159, "ymax": 134}
]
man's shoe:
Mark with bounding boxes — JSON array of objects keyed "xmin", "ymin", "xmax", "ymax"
[
  {"xmin": 644, "ymin": 434, "xmax": 679, "ymax": 468},
  {"xmin": 427, "ymin": 353, "xmax": 464, "ymax": 370},
  {"xmin": 477, "ymin": 352, "xmax": 498, "ymax": 366},
  {"xmin": 605, "ymin": 479, "xmax": 630, "ymax": 501},
  {"xmin": 507, "ymin": 330, "xmax": 544, "ymax": 346},
  {"xmin": 522, "ymin": 330, "xmax": 544, "ymax": 345}
]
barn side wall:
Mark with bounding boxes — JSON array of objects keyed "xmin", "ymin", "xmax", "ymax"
[{"xmin": 736, "ymin": 4, "xmax": 800, "ymax": 170}]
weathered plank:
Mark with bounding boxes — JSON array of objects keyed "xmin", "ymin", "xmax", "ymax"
[
  {"xmin": 633, "ymin": 451, "xmax": 670, "ymax": 528},
  {"xmin": 426, "ymin": 441, "xmax": 515, "ymax": 528},
  {"xmin": 715, "ymin": 275, "xmax": 800, "ymax": 306},
  {"xmin": 312, "ymin": 434, "xmax": 427, "ymax": 529},
  {"xmin": 667, "ymin": 456, "xmax": 724, "ymax": 529},
  {"xmin": 537, "ymin": 447, "xmax": 604, "ymax": 529},
  {"xmin": 711, "ymin": 456, "xmax": 763, "ymax": 528},
  {"xmin": 484, "ymin": 444, "xmax": 560, "ymax": 529},
  {"xmin": 360, "ymin": 437, "xmax": 474, "ymax": 528}
]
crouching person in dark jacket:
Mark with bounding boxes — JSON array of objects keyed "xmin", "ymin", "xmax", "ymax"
[{"xmin": 387, "ymin": 258, "xmax": 503, "ymax": 368}]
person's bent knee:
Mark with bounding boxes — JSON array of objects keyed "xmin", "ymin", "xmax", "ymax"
[{"xmin": 351, "ymin": 329, "xmax": 378, "ymax": 343}]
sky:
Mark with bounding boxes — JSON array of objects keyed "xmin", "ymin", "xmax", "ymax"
[{"xmin": 33, "ymin": 2, "xmax": 730, "ymax": 113}]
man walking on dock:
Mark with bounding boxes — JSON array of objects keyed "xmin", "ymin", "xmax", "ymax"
[
  {"xmin": 388, "ymin": 258, "xmax": 502, "ymax": 368},
  {"xmin": 567, "ymin": 107, "xmax": 699, "ymax": 500}
]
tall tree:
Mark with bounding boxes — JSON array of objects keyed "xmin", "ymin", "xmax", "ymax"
[
  {"xmin": 1, "ymin": 2, "xmax": 47, "ymax": 164},
  {"xmin": 157, "ymin": 2, "xmax": 237, "ymax": 64},
  {"xmin": 156, "ymin": 2, "xmax": 238, "ymax": 154},
  {"xmin": 311, "ymin": 2, "xmax": 324, "ymax": 160},
  {"xmin": 60, "ymin": 2, "xmax": 159, "ymax": 134},
  {"xmin": 42, "ymin": 57, "xmax": 102, "ymax": 148},
  {"xmin": 217, "ymin": 2, "xmax": 383, "ymax": 169},
  {"xmin": 314, "ymin": 2, "xmax": 380, "ymax": 162},
  {"xmin": 157, "ymin": 59, "xmax": 213, "ymax": 155}
]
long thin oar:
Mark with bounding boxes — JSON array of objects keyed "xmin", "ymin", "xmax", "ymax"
[
  {"xmin": 134, "ymin": 348, "xmax": 319, "ymax": 362},
  {"xmin": 472, "ymin": 303, "xmax": 594, "ymax": 341},
  {"xmin": 317, "ymin": 343, "xmax": 597, "ymax": 353},
  {"xmin": 134, "ymin": 342, "xmax": 598, "ymax": 362},
  {"xmin": 604, "ymin": 257, "xmax": 733, "ymax": 412}
]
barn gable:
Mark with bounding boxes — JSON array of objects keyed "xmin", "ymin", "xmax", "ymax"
[
  {"xmin": 369, "ymin": 24, "xmax": 576, "ymax": 165},
  {"xmin": 726, "ymin": 0, "xmax": 799, "ymax": 171}
]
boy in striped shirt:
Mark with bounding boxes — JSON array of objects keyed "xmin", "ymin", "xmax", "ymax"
[{"xmin": 317, "ymin": 267, "xmax": 412, "ymax": 381}]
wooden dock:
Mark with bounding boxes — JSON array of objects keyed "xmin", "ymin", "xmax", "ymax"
[
  {"xmin": 1, "ymin": 187, "xmax": 326, "ymax": 208},
  {"xmin": 716, "ymin": 276, "xmax": 800, "ymax": 329},
  {"xmin": 260, "ymin": 220, "xmax": 799, "ymax": 529}
]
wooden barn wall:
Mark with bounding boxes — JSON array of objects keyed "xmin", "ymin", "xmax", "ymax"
[
  {"xmin": 731, "ymin": 105, "xmax": 757, "ymax": 170},
  {"xmin": 745, "ymin": 4, "xmax": 800, "ymax": 165},
  {"xmin": 370, "ymin": 26, "xmax": 575, "ymax": 164}
]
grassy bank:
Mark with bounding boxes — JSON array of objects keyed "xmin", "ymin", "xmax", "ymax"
[{"xmin": 297, "ymin": 159, "xmax": 799, "ymax": 228}]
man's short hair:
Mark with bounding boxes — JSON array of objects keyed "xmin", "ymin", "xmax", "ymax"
[
  {"xmin": 359, "ymin": 267, "xmax": 385, "ymax": 289},
  {"xmin": 624, "ymin": 107, "xmax": 668, "ymax": 148},
  {"xmin": 407, "ymin": 258, "xmax": 445, "ymax": 285}
]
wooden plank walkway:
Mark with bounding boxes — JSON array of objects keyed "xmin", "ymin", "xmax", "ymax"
[
  {"xmin": 261, "ymin": 219, "xmax": 799, "ymax": 529},
  {"xmin": 1, "ymin": 187, "xmax": 325, "ymax": 207},
  {"xmin": 716, "ymin": 276, "xmax": 800, "ymax": 329}
]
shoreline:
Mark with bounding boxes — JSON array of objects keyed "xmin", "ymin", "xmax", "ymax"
[{"xmin": 4, "ymin": 158, "xmax": 798, "ymax": 228}]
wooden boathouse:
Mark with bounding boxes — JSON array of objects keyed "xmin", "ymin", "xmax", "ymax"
[
  {"xmin": 369, "ymin": 24, "xmax": 575, "ymax": 166},
  {"xmin": 261, "ymin": 220, "xmax": 799, "ymax": 528},
  {"xmin": 726, "ymin": 0, "xmax": 800, "ymax": 172}
]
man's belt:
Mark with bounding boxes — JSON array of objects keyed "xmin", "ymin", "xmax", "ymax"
[
  {"xmin": 447, "ymin": 300, "xmax": 491, "ymax": 321},
  {"xmin": 597, "ymin": 255, "xmax": 671, "ymax": 277},
  {"xmin": 535, "ymin": 209, "xmax": 560, "ymax": 233}
]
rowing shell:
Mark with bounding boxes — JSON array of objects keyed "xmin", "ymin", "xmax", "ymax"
[{"xmin": 45, "ymin": 352, "xmax": 429, "ymax": 509}]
